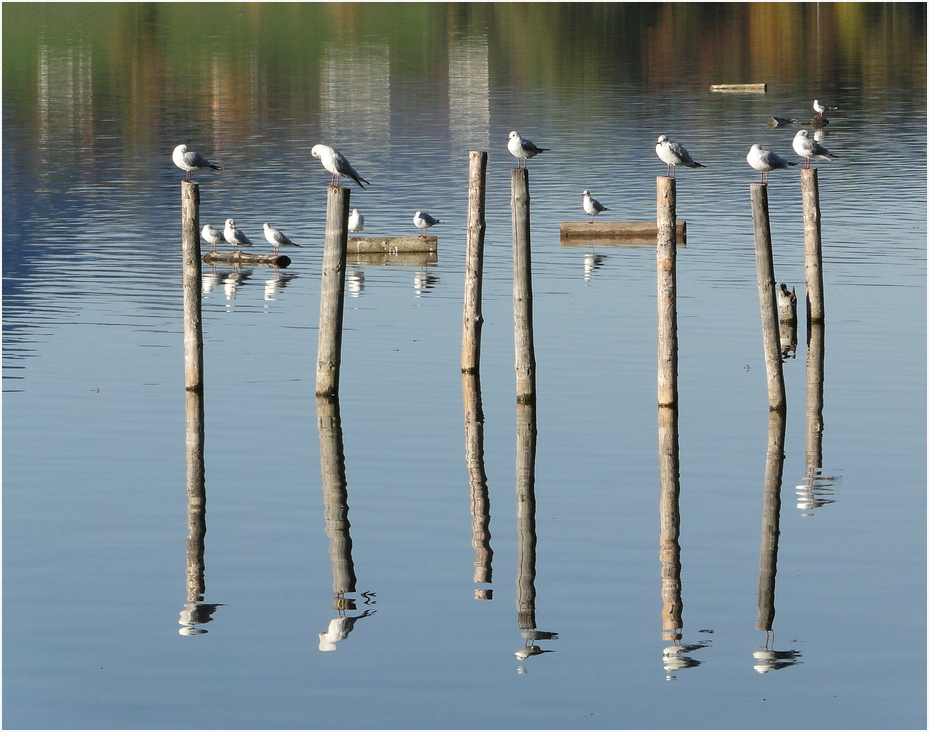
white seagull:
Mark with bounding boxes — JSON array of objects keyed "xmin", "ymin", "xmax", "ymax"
[
  {"xmin": 201, "ymin": 224, "xmax": 224, "ymax": 253},
  {"xmin": 263, "ymin": 223, "xmax": 302, "ymax": 255},
  {"xmin": 747, "ymin": 144, "xmax": 797, "ymax": 184},
  {"xmin": 792, "ymin": 129, "xmax": 839, "ymax": 169},
  {"xmin": 655, "ymin": 135, "xmax": 706, "ymax": 177},
  {"xmin": 348, "ymin": 208, "xmax": 365, "ymax": 232},
  {"xmin": 311, "ymin": 144, "xmax": 369, "ymax": 189},
  {"xmin": 223, "ymin": 218, "xmax": 254, "ymax": 251},
  {"xmin": 413, "ymin": 211, "xmax": 441, "ymax": 238},
  {"xmin": 507, "ymin": 130, "xmax": 549, "ymax": 167},
  {"xmin": 582, "ymin": 190, "xmax": 609, "ymax": 223},
  {"xmin": 813, "ymin": 99, "xmax": 839, "ymax": 115},
  {"xmin": 172, "ymin": 144, "xmax": 223, "ymax": 182}
]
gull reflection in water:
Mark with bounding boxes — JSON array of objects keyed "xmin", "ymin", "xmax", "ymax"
[
  {"xmin": 318, "ymin": 604, "xmax": 376, "ymax": 652},
  {"xmin": 584, "ymin": 252, "xmax": 606, "ymax": 283},
  {"xmin": 178, "ymin": 602, "xmax": 225, "ymax": 636}
]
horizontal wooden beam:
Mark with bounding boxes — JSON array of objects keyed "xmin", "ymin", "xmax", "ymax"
[
  {"xmin": 348, "ymin": 236, "xmax": 437, "ymax": 253},
  {"xmin": 560, "ymin": 221, "xmax": 686, "ymax": 244},
  {"xmin": 710, "ymin": 83, "xmax": 767, "ymax": 93}
]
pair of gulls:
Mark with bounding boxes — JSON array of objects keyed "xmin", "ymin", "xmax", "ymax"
[{"xmin": 201, "ymin": 219, "xmax": 302, "ymax": 256}]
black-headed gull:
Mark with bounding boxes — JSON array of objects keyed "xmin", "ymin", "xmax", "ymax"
[
  {"xmin": 792, "ymin": 129, "xmax": 839, "ymax": 169},
  {"xmin": 223, "ymin": 218, "xmax": 254, "ymax": 251},
  {"xmin": 172, "ymin": 144, "xmax": 223, "ymax": 182},
  {"xmin": 201, "ymin": 224, "xmax": 224, "ymax": 253},
  {"xmin": 813, "ymin": 99, "xmax": 838, "ymax": 115},
  {"xmin": 582, "ymin": 190, "xmax": 609, "ymax": 222},
  {"xmin": 348, "ymin": 208, "xmax": 364, "ymax": 232},
  {"xmin": 655, "ymin": 135, "xmax": 706, "ymax": 178},
  {"xmin": 507, "ymin": 131, "xmax": 549, "ymax": 167},
  {"xmin": 747, "ymin": 144, "xmax": 797, "ymax": 184},
  {"xmin": 311, "ymin": 144, "xmax": 369, "ymax": 189},
  {"xmin": 263, "ymin": 223, "xmax": 302, "ymax": 255},
  {"xmin": 413, "ymin": 211, "xmax": 441, "ymax": 238}
]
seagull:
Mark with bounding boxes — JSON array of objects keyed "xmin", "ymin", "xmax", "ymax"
[
  {"xmin": 746, "ymin": 144, "xmax": 797, "ymax": 184},
  {"xmin": 263, "ymin": 223, "xmax": 301, "ymax": 255},
  {"xmin": 582, "ymin": 190, "xmax": 609, "ymax": 222},
  {"xmin": 201, "ymin": 224, "xmax": 224, "ymax": 253},
  {"xmin": 655, "ymin": 135, "xmax": 706, "ymax": 177},
  {"xmin": 813, "ymin": 99, "xmax": 838, "ymax": 115},
  {"xmin": 172, "ymin": 144, "xmax": 223, "ymax": 182},
  {"xmin": 792, "ymin": 128, "xmax": 839, "ymax": 169},
  {"xmin": 311, "ymin": 144, "xmax": 369, "ymax": 189},
  {"xmin": 348, "ymin": 208, "xmax": 364, "ymax": 232},
  {"xmin": 413, "ymin": 211, "xmax": 441, "ymax": 238},
  {"xmin": 507, "ymin": 130, "xmax": 549, "ymax": 167},
  {"xmin": 223, "ymin": 218, "xmax": 254, "ymax": 251}
]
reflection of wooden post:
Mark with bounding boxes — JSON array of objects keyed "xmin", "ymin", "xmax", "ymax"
[
  {"xmin": 657, "ymin": 177, "xmax": 678, "ymax": 408},
  {"xmin": 511, "ymin": 168, "xmax": 536, "ymax": 403},
  {"xmin": 806, "ymin": 322, "xmax": 825, "ymax": 470},
  {"xmin": 317, "ymin": 395, "xmax": 356, "ymax": 595},
  {"xmin": 801, "ymin": 168, "xmax": 825, "ymax": 323},
  {"xmin": 185, "ymin": 390, "xmax": 206, "ymax": 602},
  {"xmin": 182, "ymin": 181, "xmax": 203, "ymax": 392},
  {"xmin": 658, "ymin": 405, "xmax": 682, "ymax": 640},
  {"xmin": 462, "ymin": 151, "xmax": 488, "ymax": 374},
  {"xmin": 317, "ymin": 187, "xmax": 350, "ymax": 398},
  {"xmin": 515, "ymin": 400, "xmax": 537, "ymax": 630},
  {"xmin": 463, "ymin": 371, "xmax": 493, "ymax": 594},
  {"xmin": 750, "ymin": 183, "xmax": 787, "ymax": 412},
  {"xmin": 757, "ymin": 410, "xmax": 786, "ymax": 631}
]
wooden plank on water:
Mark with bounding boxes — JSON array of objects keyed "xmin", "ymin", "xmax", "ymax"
[
  {"xmin": 560, "ymin": 221, "xmax": 686, "ymax": 244},
  {"xmin": 348, "ymin": 236, "xmax": 437, "ymax": 253},
  {"xmin": 710, "ymin": 83, "xmax": 767, "ymax": 93},
  {"xmin": 203, "ymin": 251, "xmax": 292, "ymax": 267}
]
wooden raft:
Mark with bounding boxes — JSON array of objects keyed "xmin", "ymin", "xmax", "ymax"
[
  {"xmin": 560, "ymin": 221, "xmax": 686, "ymax": 245},
  {"xmin": 203, "ymin": 251, "xmax": 292, "ymax": 267},
  {"xmin": 710, "ymin": 83, "xmax": 767, "ymax": 93},
  {"xmin": 348, "ymin": 236, "xmax": 437, "ymax": 254}
]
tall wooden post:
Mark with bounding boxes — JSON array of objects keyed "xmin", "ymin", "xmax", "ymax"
[
  {"xmin": 801, "ymin": 168, "xmax": 825, "ymax": 323},
  {"xmin": 750, "ymin": 183, "xmax": 787, "ymax": 412},
  {"xmin": 658, "ymin": 405, "xmax": 682, "ymax": 640},
  {"xmin": 511, "ymin": 168, "xmax": 536, "ymax": 403},
  {"xmin": 462, "ymin": 151, "xmax": 488, "ymax": 374},
  {"xmin": 182, "ymin": 181, "xmax": 203, "ymax": 392},
  {"xmin": 317, "ymin": 186, "xmax": 350, "ymax": 397},
  {"xmin": 656, "ymin": 177, "xmax": 678, "ymax": 409}
]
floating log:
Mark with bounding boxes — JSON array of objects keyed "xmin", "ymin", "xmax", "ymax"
[
  {"xmin": 203, "ymin": 251, "xmax": 292, "ymax": 267},
  {"xmin": 561, "ymin": 221, "xmax": 686, "ymax": 244},
  {"xmin": 347, "ymin": 236, "xmax": 437, "ymax": 254},
  {"xmin": 711, "ymin": 83, "xmax": 767, "ymax": 93}
]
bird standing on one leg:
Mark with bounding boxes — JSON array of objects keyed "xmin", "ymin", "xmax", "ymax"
[{"xmin": 582, "ymin": 190, "xmax": 609, "ymax": 223}]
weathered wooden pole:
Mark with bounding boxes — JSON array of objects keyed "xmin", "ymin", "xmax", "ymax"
[
  {"xmin": 658, "ymin": 405, "xmax": 682, "ymax": 640},
  {"xmin": 182, "ymin": 181, "xmax": 203, "ymax": 392},
  {"xmin": 462, "ymin": 151, "xmax": 488, "ymax": 374},
  {"xmin": 463, "ymin": 370, "xmax": 492, "ymax": 594},
  {"xmin": 515, "ymin": 400, "xmax": 537, "ymax": 630},
  {"xmin": 750, "ymin": 183, "xmax": 787, "ymax": 412},
  {"xmin": 317, "ymin": 186, "xmax": 351, "ymax": 397},
  {"xmin": 801, "ymin": 168, "xmax": 825, "ymax": 323},
  {"xmin": 317, "ymin": 395, "xmax": 356, "ymax": 596},
  {"xmin": 185, "ymin": 389, "xmax": 206, "ymax": 603},
  {"xmin": 656, "ymin": 176, "xmax": 678, "ymax": 409},
  {"xmin": 756, "ymin": 409, "xmax": 786, "ymax": 631},
  {"xmin": 511, "ymin": 168, "xmax": 536, "ymax": 403}
]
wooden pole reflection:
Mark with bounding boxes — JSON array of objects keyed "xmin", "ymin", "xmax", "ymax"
[
  {"xmin": 756, "ymin": 410, "xmax": 787, "ymax": 631},
  {"xmin": 463, "ymin": 371, "xmax": 493, "ymax": 595},
  {"xmin": 515, "ymin": 400, "xmax": 537, "ymax": 631},
  {"xmin": 185, "ymin": 389, "xmax": 206, "ymax": 603},
  {"xmin": 316, "ymin": 395, "xmax": 356, "ymax": 596},
  {"xmin": 658, "ymin": 405, "xmax": 682, "ymax": 640},
  {"xmin": 805, "ymin": 322, "xmax": 825, "ymax": 471}
]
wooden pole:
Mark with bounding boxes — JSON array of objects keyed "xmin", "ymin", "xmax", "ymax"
[
  {"xmin": 317, "ymin": 186, "xmax": 350, "ymax": 397},
  {"xmin": 182, "ymin": 181, "xmax": 203, "ymax": 392},
  {"xmin": 750, "ymin": 183, "xmax": 787, "ymax": 412},
  {"xmin": 801, "ymin": 168, "xmax": 825, "ymax": 323},
  {"xmin": 462, "ymin": 151, "xmax": 488, "ymax": 374},
  {"xmin": 656, "ymin": 176, "xmax": 678, "ymax": 409},
  {"xmin": 317, "ymin": 395, "xmax": 356, "ymax": 596},
  {"xmin": 511, "ymin": 168, "xmax": 536, "ymax": 403},
  {"xmin": 463, "ymin": 371, "xmax": 493, "ymax": 590},
  {"xmin": 658, "ymin": 405, "xmax": 682, "ymax": 640},
  {"xmin": 185, "ymin": 389, "xmax": 206, "ymax": 603},
  {"xmin": 756, "ymin": 409, "xmax": 786, "ymax": 631},
  {"xmin": 515, "ymin": 400, "xmax": 537, "ymax": 630}
]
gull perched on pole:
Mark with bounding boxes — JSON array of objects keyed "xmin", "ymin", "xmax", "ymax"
[
  {"xmin": 172, "ymin": 144, "xmax": 224, "ymax": 182},
  {"xmin": 311, "ymin": 144, "xmax": 369, "ymax": 189}
]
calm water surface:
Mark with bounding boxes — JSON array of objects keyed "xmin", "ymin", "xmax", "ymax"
[{"xmin": 3, "ymin": 4, "xmax": 926, "ymax": 730}]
